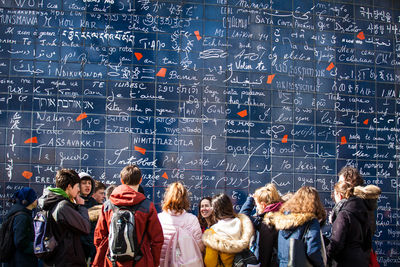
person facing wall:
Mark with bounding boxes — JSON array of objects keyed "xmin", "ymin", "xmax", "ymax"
[
  {"xmin": 158, "ymin": 182, "xmax": 204, "ymax": 267},
  {"xmin": 240, "ymin": 183, "xmax": 283, "ymax": 267},
  {"xmin": 202, "ymin": 193, "xmax": 254, "ymax": 267},
  {"xmin": 272, "ymin": 186, "xmax": 326, "ymax": 267},
  {"xmin": 93, "ymin": 165, "xmax": 163, "ymax": 267},
  {"xmin": 327, "ymin": 181, "xmax": 370, "ymax": 266}
]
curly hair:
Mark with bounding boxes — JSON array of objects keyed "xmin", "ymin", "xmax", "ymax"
[
  {"xmin": 338, "ymin": 166, "xmax": 364, "ymax": 187},
  {"xmin": 253, "ymin": 183, "xmax": 282, "ymax": 205},
  {"xmin": 334, "ymin": 181, "xmax": 354, "ymax": 199},
  {"xmin": 281, "ymin": 186, "xmax": 326, "ymax": 222},
  {"xmin": 162, "ymin": 182, "xmax": 190, "ymax": 214}
]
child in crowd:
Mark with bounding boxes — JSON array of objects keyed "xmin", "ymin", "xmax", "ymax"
[
  {"xmin": 202, "ymin": 194, "xmax": 254, "ymax": 267},
  {"xmin": 197, "ymin": 197, "xmax": 216, "ymax": 232},
  {"xmin": 240, "ymin": 183, "xmax": 283, "ymax": 267}
]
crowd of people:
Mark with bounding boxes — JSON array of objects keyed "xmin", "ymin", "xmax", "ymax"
[{"xmin": 1, "ymin": 165, "xmax": 381, "ymax": 267}]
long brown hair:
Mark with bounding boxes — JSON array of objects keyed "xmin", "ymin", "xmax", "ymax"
[
  {"xmin": 211, "ymin": 194, "xmax": 236, "ymax": 220},
  {"xmin": 162, "ymin": 182, "xmax": 190, "ymax": 214},
  {"xmin": 281, "ymin": 186, "xmax": 326, "ymax": 222}
]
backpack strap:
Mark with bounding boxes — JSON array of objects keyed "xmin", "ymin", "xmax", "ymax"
[{"xmin": 217, "ymin": 252, "xmax": 225, "ymax": 267}]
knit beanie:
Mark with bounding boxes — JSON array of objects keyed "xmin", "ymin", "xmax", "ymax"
[{"xmin": 14, "ymin": 187, "xmax": 37, "ymax": 207}]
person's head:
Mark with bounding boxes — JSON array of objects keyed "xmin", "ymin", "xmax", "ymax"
[
  {"xmin": 78, "ymin": 172, "xmax": 94, "ymax": 197},
  {"xmin": 211, "ymin": 193, "xmax": 236, "ymax": 221},
  {"xmin": 162, "ymin": 182, "xmax": 190, "ymax": 214},
  {"xmin": 253, "ymin": 183, "xmax": 282, "ymax": 213},
  {"xmin": 13, "ymin": 187, "xmax": 38, "ymax": 210},
  {"xmin": 105, "ymin": 185, "xmax": 117, "ymax": 200},
  {"xmin": 92, "ymin": 180, "xmax": 106, "ymax": 204},
  {"xmin": 281, "ymin": 186, "xmax": 326, "ymax": 222},
  {"xmin": 338, "ymin": 166, "xmax": 364, "ymax": 187},
  {"xmin": 333, "ymin": 181, "xmax": 354, "ymax": 203},
  {"xmin": 120, "ymin": 165, "xmax": 142, "ymax": 186},
  {"xmin": 197, "ymin": 197, "xmax": 215, "ymax": 229},
  {"xmin": 56, "ymin": 169, "xmax": 81, "ymax": 199}
]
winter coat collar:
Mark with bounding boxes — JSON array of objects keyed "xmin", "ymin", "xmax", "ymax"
[
  {"xmin": 202, "ymin": 213, "xmax": 254, "ymax": 254},
  {"xmin": 88, "ymin": 204, "xmax": 102, "ymax": 222},
  {"xmin": 354, "ymin": 185, "xmax": 381, "ymax": 200},
  {"xmin": 268, "ymin": 212, "xmax": 316, "ymax": 230}
]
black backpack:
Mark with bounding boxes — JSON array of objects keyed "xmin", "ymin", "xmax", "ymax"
[
  {"xmin": 233, "ymin": 249, "xmax": 260, "ymax": 267},
  {"xmin": 0, "ymin": 211, "xmax": 25, "ymax": 262},
  {"xmin": 108, "ymin": 200, "xmax": 147, "ymax": 265}
]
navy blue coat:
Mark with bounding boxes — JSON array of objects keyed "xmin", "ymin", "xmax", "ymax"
[
  {"xmin": 274, "ymin": 213, "xmax": 324, "ymax": 267},
  {"xmin": 5, "ymin": 203, "xmax": 38, "ymax": 267}
]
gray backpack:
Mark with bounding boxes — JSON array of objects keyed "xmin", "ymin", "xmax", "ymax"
[{"xmin": 108, "ymin": 200, "xmax": 147, "ymax": 265}]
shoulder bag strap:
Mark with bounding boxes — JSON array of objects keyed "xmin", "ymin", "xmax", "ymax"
[{"xmin": 217, "ymin": 252, "xmax": 225, "ymax": 267}]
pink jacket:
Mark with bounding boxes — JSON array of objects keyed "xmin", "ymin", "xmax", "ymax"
[{"xmin": 158, "ymin": 210, "xmax": 204, "ymax": 266}]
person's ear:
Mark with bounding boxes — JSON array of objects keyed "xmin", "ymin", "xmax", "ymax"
[
  {"xmin": 120, "ymin": 178, "xmax": 124, "ymax": 184},
  {"xmin": 139, "ymin": 177, "xmax": 142, "ymax": 185}
]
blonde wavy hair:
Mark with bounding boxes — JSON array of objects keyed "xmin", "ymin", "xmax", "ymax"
[
  {"xmin": 253, "ymin": 183, "xmax": 282, "ymax": 205},
  {"xmin": 162, "ymin": 182, "xmax": 190, "ymax": 214},
  {"xmin": 281, "ymin": 186, "xmax": 326, "ymax": 221}
]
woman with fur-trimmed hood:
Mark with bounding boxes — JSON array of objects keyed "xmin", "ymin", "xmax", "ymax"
[
  {"xmin": 327, "ymin": 181, "xmax": 372, "ymax": 266},
  {"xmin": 338, "ymin": 166, "xmax": 381, "ymax": 248},
  {"xmin": 269, "ymin": 186, "xmax": 326, "ymax": 267},
  {"xmin": 202, "ymin": 194, "xmax": 254, "ymax": 267}
]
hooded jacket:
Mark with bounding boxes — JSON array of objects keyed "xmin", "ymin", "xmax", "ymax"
[
  {"xmin": 271, "ymin": 212, "xmax": 324, "ymax": 267},
  {"xmin": 354, "ymin": 184, "xmax": 381, "ymax": 246},
  {"xmin": 38, "ymin": 187, "xmax": 91, "ymax": 267},
  {"xmin": 5, "ymin": 202, "xmax": 38, "ymax": 267},
  {"xmin": 326, "ymin": 196, "xmax": 370, "ymax": 266},
  {"xmin": 158, "ymin": 210, "xmax": 204, "ymax": 266},
  {"xmin": 93, "ymin": 184, "xmax": 164, "ymax": 267},
  {"xmin": 240, "ymin": 196, "xmax": 281, "ymax": 267},
  {"xmin": 79, "ymin": 173, "xmax": 99, "ymax": 260},
  {"xmin": 202, "ymin": 213, "xmax": 254, "ymax": 267},
  {"xmin": 79, "ymin": 173, "xmax": 98, "ymax": 209}
]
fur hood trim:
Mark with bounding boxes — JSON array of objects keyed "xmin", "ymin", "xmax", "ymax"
[
  {"xmin": 268, "ymin": 212, "xmax": 316, "ymax": 230},
  {"xmin": 354, "ymin": 185, "xmax": 381, "ymax": 200},
  {"xmin": 88, "ymin": 204, "xmax": 102, "ymax": 222},
  {"xmin": 202, "ymin": 213, "xmax": 254, "ymax": 254}
]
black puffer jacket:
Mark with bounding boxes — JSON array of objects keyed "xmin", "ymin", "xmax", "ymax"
[
  {"xmin": 38, "ymin": 188, "xmax": 90, "ymax": 267},
  {"xmin": 327, "ymin": 196, "xmax": 370, "ymax": 267},
  {"xmin": 5, "ymin": 203, "xmax": 38, "ymax": 267},
  {"xmin": 354, "ymin": 184, "xmax": 381, "ymax": 247}
]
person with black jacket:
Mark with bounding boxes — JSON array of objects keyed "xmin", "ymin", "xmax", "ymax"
[
  {"xmin": 239, "ymin": 183, "xmax": 283, "ymax": 267},
  {"xmin": 37, "ymin": 169, "xmax": 90, "ymax": 267},
  {"xmin": 327, "ymin": 181, "xmax": 370, "ymax": 266},
  {"xmin": 5, "ymin": 187, "xmax": 38, "ymax": 267},
  {"xmin": 78, "ymin": 172, "xmax": 99, "ymax": 263}
]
